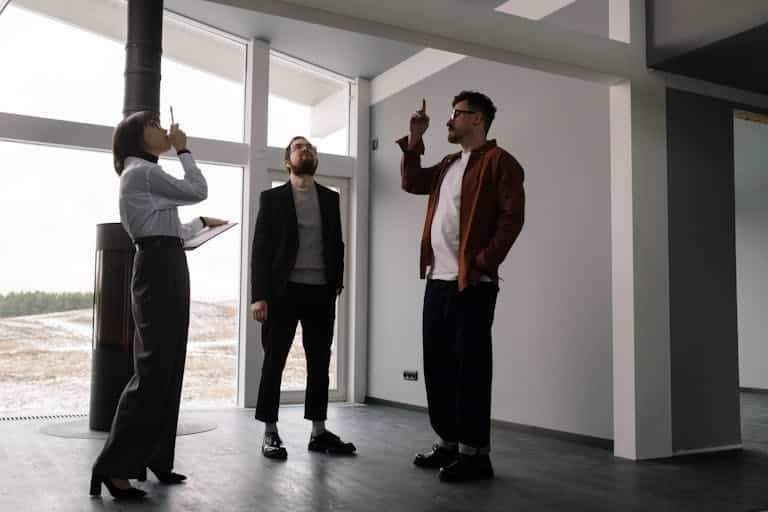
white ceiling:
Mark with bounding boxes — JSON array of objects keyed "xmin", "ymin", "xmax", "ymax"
[
  {"xmin": 164, "ymin": 0, "xmax": 424, "ymax": 80},
  {"xmin": 199, "ymin": 0, "xmax": 622, "ymax": 85}
]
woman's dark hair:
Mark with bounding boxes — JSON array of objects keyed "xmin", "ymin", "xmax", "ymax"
[
  {"xmin": 452, "ymin": 90, "xmax": 497, "ymax": 135},
  {"xmin": 113, "ymin": 110, "xmax": 158, "ymax": 176}
]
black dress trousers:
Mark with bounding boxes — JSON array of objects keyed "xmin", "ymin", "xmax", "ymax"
[
  {"xmin": 255, "ymin": 282, "xmax": 336, "ymax": 423},
  {"xmin": 93, "ymin": 243, "xmax": 190, "ymax": 478},
  {"xmin": 422, "ymin": 279, "xmax": 499, "ymax": 449}
]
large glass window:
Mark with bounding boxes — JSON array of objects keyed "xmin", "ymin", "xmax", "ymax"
[
  {"xmin": 0, "ymin": 0, "xmax": 246, "ymax": 142},
  {"xmin": 0, "ymin": 142, "xmax": 118, "ymax": 417},
  {"xmin": 0, "ymin": 0, "xmax": 247, "ymax": 417},
  {"xmin": 160, "ymin": 14, "xmax": 246, "ymax": 142},
  {"xmin": 268, "ymin": 53, "xmax": 351, "ymax": 156},
  {"xmin": 0, "ymin": 1, "xmax": 125, "ymax": 126},
  {"xmin": 0, "ymin": 147, "xmax": 241, "ymax": 418},
  {"xmin": 160, "ymin": 159, "xmax": 243, "ymax": 408}
]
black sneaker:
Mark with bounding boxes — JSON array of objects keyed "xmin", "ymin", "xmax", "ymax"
[
  {"xmin": 308, "ymin": 430, "xmax": 356, "ymax": 455},
  {"xmin": 413, "ymin": 444, "xmax": 458, "ymax": 469},
  {"xmin": 262, "ymin": 432, "xmax": 287, "ymax": 460},
  {"xmin": 438, "ymin": 454, "xmax": 494, "ymax": 483}
]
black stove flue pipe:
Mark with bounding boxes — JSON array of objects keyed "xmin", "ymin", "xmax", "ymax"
[{"xmin": 123, "ymin": 0, "xmax": 164, "ymax": 117}]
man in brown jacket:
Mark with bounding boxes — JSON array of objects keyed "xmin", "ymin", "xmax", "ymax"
[{"xmin": 398, "ymin": 91, "xmax": 525, "ymax": 483}]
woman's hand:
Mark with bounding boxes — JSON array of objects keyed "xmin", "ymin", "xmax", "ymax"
[
  {"xmin": 202, "ymin": 217, "xmax": 228, "ymax": 227},
  {"xmin": 169, "ymin": 124, "xmax": 187, "ymax": 151}
]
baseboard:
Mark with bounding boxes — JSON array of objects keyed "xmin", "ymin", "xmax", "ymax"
[
  {"xmin": 364, "ymin": 396, "xmax": 613, "ymax": 451},
  {"xmin": 365, "ymin": 396, "xmax": 427, "ymax": 413},
  {"xmin": 741, "ymin": 387, "xmax": 768, "ymax": 394},
  {"xmin": 673, "ymin": 444, "xmax": 742, "ymax": 457}
]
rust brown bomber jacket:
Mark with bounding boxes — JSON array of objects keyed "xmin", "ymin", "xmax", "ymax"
[{"xmin": 397, "ymin": 135, "xmax": 525, "ymax": 292}]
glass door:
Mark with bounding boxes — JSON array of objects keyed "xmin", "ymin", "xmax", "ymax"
[{"xmin": 268, "ymin": 170, "xmax": 350, "ymax": 404}]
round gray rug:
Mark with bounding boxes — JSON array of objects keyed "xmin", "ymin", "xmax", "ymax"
[{"xmin": 40, "ymin": 416, "xmax": 217, "ymax": 439}]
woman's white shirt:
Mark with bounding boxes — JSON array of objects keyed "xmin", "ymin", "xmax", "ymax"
[{"xmin": 119, "ymin": 152, "xmax": 208, "ymax": 241}]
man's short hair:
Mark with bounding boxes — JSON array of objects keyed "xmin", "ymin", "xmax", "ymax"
[{"xmin": 452, "ymin": 90, "xmax": 497, "ymax": 135}]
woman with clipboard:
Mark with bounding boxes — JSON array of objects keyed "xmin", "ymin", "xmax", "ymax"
[{"xmin": 90, "ymin": 110, "xmax": 226, "ymax": 500}]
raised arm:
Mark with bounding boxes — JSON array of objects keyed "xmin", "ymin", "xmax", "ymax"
[
  {"xmin": 149, "ymin": 152, "xmax": 208, "ymax": 209},
  {"xmin": 398, "ymin": 98, "xmax": 443, "ymax": 195}
]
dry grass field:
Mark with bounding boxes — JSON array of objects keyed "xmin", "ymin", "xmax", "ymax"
[{"xmin": 0, "ymin": 301, "xmax": 337, "ymax": 417}]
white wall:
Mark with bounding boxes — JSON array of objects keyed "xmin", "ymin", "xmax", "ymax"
[
  {"xmin": 368, "ymin": 56, "xmax": 613, "ymax": 439},
  {"xmin": 735, "ymin": 117, "xmax": 768, "ymax": 389}
]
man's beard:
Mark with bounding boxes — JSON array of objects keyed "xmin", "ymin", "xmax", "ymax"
[
  {"xmin": 290, "ymin": 158, "xmax": 316, "ymax": 176},
  {"xmin": 447, "ymin": 130, "xmax": 461, "ymax": 144}
]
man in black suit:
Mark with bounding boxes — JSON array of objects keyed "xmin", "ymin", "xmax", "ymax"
[{"xmin": 250, "ymin": 136, "xmax": 354, "ymax": 460}]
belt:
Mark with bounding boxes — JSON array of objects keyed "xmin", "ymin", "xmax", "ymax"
[{"xmin": 134, "ymin": 236, "xmax": 183, "ymax": 250}]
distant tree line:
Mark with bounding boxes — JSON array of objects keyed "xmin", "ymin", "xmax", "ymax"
[{"xmin": 0, "ymin": 291, "xmax": 93, "ymax": 318}]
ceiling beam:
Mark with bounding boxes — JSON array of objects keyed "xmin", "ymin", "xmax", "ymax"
[{"xmin": 200, "ymin": 0, "xmax": 640, "ymax": 84}]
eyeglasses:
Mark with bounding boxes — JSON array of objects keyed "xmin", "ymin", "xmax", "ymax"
[
  {"xmin": 290, "ymin": 142, "xmax": 316, "ymax": 153},
  {"xmin": 450, "ymin": 109, "xmax": 478, "ymax": 121}
]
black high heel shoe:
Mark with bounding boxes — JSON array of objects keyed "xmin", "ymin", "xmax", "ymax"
[
  {"xmin": 137, "ymin": 466, "xmax": 187, "ymax": 485},
  {"xmin": 89, "ymin": 472, "xmax": 147, "ymax": 500}
]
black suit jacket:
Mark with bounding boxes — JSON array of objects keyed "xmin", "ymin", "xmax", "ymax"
[{"xmin": 251, "ymin": 181, "xmax": 344, "ymax": 303}]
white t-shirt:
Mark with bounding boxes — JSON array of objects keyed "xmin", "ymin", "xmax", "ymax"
[{"xmin": 429, "ymin": 151, "xmax": 470, "ymax": 280}]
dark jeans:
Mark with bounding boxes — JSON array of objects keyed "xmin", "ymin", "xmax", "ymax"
[
  {"xmin": 423, "ymin": 279, "xmax": 499, "ymax": 449},
  {"xmin": 255, "ymin": 282, "xmax": 336, "ymax": 423},
  {"xmin": 93, "ymin": 245, "xmax": 190, "ymax": 478}
]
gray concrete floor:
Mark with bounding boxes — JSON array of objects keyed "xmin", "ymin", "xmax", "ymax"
[{"xmin": 2, "ymin": 397, "xmax": 768, "ymax": 511}]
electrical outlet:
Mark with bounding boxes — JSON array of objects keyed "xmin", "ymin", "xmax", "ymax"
[{"xmin": 403, "ymin": 370, "xmax": 418, "ymax": 381}]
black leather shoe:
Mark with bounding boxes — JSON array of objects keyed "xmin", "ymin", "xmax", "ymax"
[
  {"xmin": 438, "ymin": 454, "xmax": 494, "ymax": 483},
  {"xmin": 263, "ymin": 432, "xmax": 288, "ymax": 460},
  {"xmin": 413, "ymin": 444, "xmax": 458, "ymax": 469},
  {"xmin": 308, "ymin": 430, "xmax": 356, "ymax": 455},
  {"xmin": 138, "ymin": 467, "xmax": 187, "ymax": 484}
]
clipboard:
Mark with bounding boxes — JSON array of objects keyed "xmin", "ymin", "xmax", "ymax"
[{"xmin": 184, "ymin": 222, "xmax": 238, "ymax": 250}]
